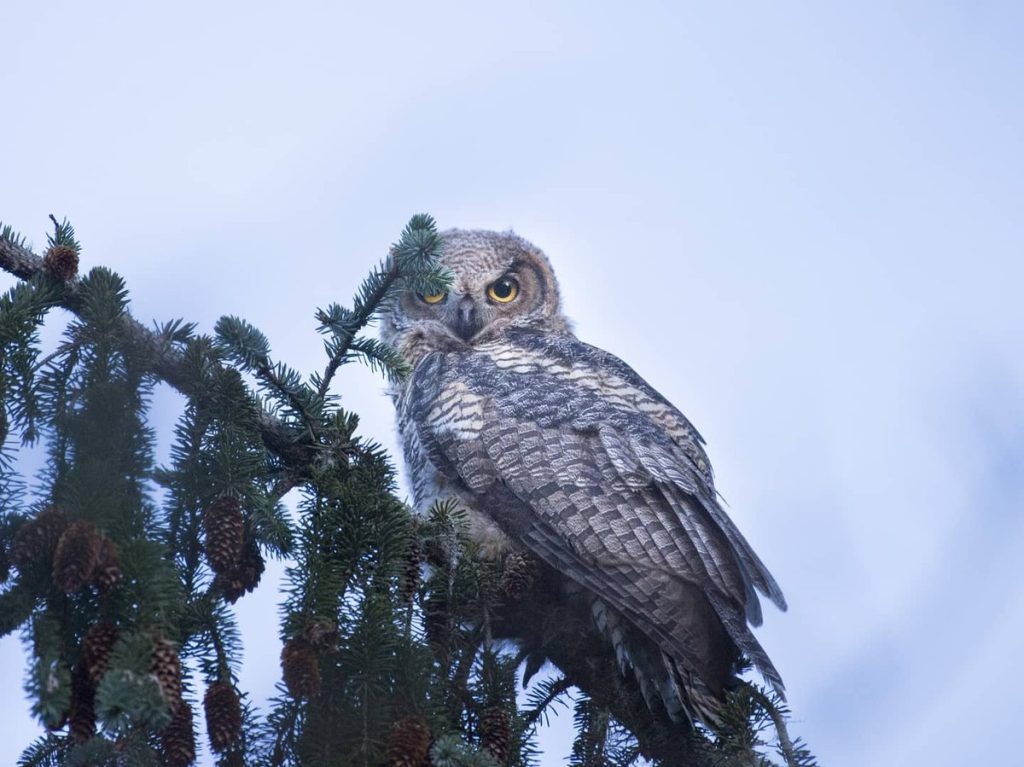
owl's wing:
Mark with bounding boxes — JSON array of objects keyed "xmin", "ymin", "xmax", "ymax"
[{"xmin": 407, "ymin": 329, "xmax": 786, "ymax": 694}]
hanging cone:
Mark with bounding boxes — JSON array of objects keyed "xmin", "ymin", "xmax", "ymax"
[
  {"xmin": 52, "ymin": 520, "xmax": 102, "ymax": 592},
  {"xmin": 401, "ymin": 538, "xmax": 423, "ymax": 604},
  {"xmin": 300, "ymin": 617, "xmax": 339, "ymax": 651},
  {"xmin": 0, "ymin": 544, "xmax": 9, "ymax": 586},
  {"xmin": 480, "ymin": 705, "xmax": 512, "ymax": 766},
  {"xmin": 93, "ymin": 536, "xmax": 122, "ymax": 593},
  {"xmin": 203, "ymin": 681, "xmax": 242, "ymax": 753},
  {"xmin": 203, "ymin": 496, "xmax": 244, "ymax": 574},
  {"xmin": 68, "ymin": 664, "xmax": 96, "ymax": 744},
  {"xmin": 83, "ymin": 621, "xmax": 118, "ymax": 685},
  {"xmin": 500, "ymin": 550, "xmax": 536, "ymax": 601},
  {"xmin": 150, "ymin": 638, "xmax": 184, "ymax": 714},
  {"xmin": 215, "ymin": 537, "xmax": 264, "ymax": 603},
  {"xmin": 42, "ymin": 244, "xmax": 79, "ymax": 281},
  {"xmin": 281, "ymin": 638, "xmax": 321, "ymax": 699},
  {"xmin": 9, "ymin": 506, "xmax": 69, "ymax": 570},
  {"xmin": 160, "ymin": 700, "xmax": 197, "ymax": 767},
  {"xmin": 423, "ymin": 535, "xmax": 451, "ymax": 570},
  {"xmin": 386, "ymin": 714, "xmax": 431, "ymax": 767}
]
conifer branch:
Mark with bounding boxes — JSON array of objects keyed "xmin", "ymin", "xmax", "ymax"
[
  {"xmin": 0, "ymin": 230, "xmax": 312, "ymax": 471},
  {"xmin": 314, "ymin": 213, "xmax": 448, "ymax": 397},
  {"xmin": 521, "ymin": 676, "xmax": 573, "ymax": 729}
]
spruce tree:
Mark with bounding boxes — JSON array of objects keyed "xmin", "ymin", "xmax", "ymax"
[{"xmin": 0, "ymin": 215, "xmax": 816, "ymax": 766}]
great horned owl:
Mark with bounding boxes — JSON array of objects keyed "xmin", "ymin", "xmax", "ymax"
[{"xmin": 381, "ymin": 229, "xmax": 786, "ymax": 726}]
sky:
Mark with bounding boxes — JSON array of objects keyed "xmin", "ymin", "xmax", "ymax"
[{"xmin": 2, "ymin": 1, "xmax": 1023, "ymax": 764}]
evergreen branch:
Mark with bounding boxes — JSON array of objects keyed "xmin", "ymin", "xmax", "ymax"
[
  {"xmin": 314, "ymin": 263, "xmax": 397, "ymax": 397},
  {"xmin": 1, "ymin": 222, "xmax": 29, "ymax": 250},
  {"xmin": 0, "ymin": 230, "xmax": 314, "ymax": 471},
  {"xmin": 314, "ymin": 213, "xmax": 446, "ymax": 397},
  {"xmin": 215, "ymin": 315, "xmax": 317, "ymax": 427},
  {"xmin": 46, "ymin": 215, "xmax": 80, "ymax": 254},
  {"xmin": 0, "ymin": 231, "xmax": 47, "ymax": 281},
  {"xmin": 521, "ymin": 676, "xmax": 573, "ymax": 729},
  {"xmin": 740, "ymin": 684, "xmax": 810, "ymax": 767}
]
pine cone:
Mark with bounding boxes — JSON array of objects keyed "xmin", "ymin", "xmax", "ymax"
[
  {"xmin": 423, "ymin": 535, "xmax": 450, "ymax": 569},
  {"xmin": 9, "ymin": 506, "xmax": 69, "ymax": 569},
  {"xmin": 281, "ymin": 638, "xmax": 321, "ymax": 699},
  {"xmin": 500, "ymin": 550, "xmax": 535, "ymax": 601},
  {"xmin": 69, "ymin": 664, "xmax": 96, "ymax": 744},
  {"xmin": 203, "ymin": 681, "xmax": 242, "ymax": 753},
  {"xmin": 161, "ymin": 700, "xmax": 197, "ymax": 767},
  {"xmin": 93, "ymin": 536, "xmax": 122, "ymax": 593},
  {"xmin": 0, "ymin": 544, "xmax": 9, "ymax": 586},
  {"xmin": 151, "ymin": 638, "xmax": 184, "ymax": 714},
  {"xmin": 300, "ymin": 617, "xmax": 339, "ymax": 651},
  {"xmin": 83, "ymin": 622, "xmax": 118, "ymax": 685},
  {"xmin": 203, "ymin": 496, "xmax": 244, "ymax": 574},
  {"xmin": 52, "ymin": 520, "xmax": 102, "ymax": 592},
  {"xmin": 42, "ymin": 244, "xmax": 79, "ymax": 281},
  {"xmin": 480, "ymin": 705, "xmax": 512, "ymax": 766},
  {"xmin": 386, "ymin": 714, "xmax": 431, "ymax": 767},
  {"xmin": 215, "ymin": 537, "xmax": 264, "ymax": 603},
  {"xmin": 401, "ymin": 538, "xmax": 423, "ymax": 603}
]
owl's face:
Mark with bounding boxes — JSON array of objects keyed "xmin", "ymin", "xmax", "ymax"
[{"xmin": 382, "ymin": 229, "xmax": 570, "ymax": 350}]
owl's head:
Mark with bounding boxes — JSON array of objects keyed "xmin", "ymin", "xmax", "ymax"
[{"xmin": 382, "ymin": 229, "xmax": 570, "ymax": 351}]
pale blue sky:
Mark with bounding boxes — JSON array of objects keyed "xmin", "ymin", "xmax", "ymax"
[{"xmin": 2, "ymin": 2, "xmax": 1023, "ymax": 765}]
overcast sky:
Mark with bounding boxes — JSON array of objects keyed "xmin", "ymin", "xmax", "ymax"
[{"xmin": 2, "ymin": 2, "xmax": 1023, "ymax": 765}]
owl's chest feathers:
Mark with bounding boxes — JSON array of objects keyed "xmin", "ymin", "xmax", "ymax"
[{"xmin": 394, "ymin": 369, "xmax": 513, "ymax": 559}]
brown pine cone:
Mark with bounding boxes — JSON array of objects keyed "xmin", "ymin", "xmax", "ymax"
[
  {"xmin": 69, "ymin": 664, "xmax": 96, "ymax": 744},
  {"xmin": 161, "ymin": 700, "xmax": 197, "ymax": 767},
  {"xmin": 214, "ymin": 537, "xmax": 264, "ymax": 603},
  {"xmin": 423, "ymin": 535, "xmax": 451, "ymax": 569},
  {"xmin": 151, "ymin": 638, "xmax": 184, "ymax": 714},
  {"xmin": 499, "ymin": 550, "xmax": 536, "ymax": 601},
  {"xmin": 300, "ymin": 617, "xmax": 339, "ymax": 651},
  {"xmin": 93, "ymin": 537, "xmax": 122, "ymax": 593},
  {"xmin": 9, "ymin": 506, "xmax": 69, "ymax": 569},
  {"xmin": 480, "ymin": 705, "xmax": 512, "ymax": 766},
  {"xmin": 0, "ymin": 544, "xmax": 9, "ymax": 585},
  {"xmin": 281, "ymin": 638, "xmax": 321, "ymax": 699},
  {"xmin": 82, "ymin": 622, "xmax": 118, "ymax": 685},
  {"xmin": 203, "ymin": 681, "xmax": 242, "ymax": 753},
  {"xmin": 42, "ymin": 244, "xmax": 80, "ymax": 281},
  {"xmin": 52, "ymin": 520, "xmax": 102, "ymax": 592},
  {"xmin": 386, "ymin": 714, "xmax": 431, "ymax": 767},
  {"xmin": 203, "ymin": 496, "xmax": 244, "ymax": 574}
]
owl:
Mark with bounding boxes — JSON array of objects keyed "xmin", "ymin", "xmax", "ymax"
[{"xmin": 381, "ymin": 229, "xmax": 786, "ymax": 726}]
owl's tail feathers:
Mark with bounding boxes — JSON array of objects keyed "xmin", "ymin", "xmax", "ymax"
[
  {"xmin": 592, "ymin": 597, "xmax": 724, "ymax": 726},
  {"xmin": 707, "ymin": 591, "xmax": 786, "ymax": 699},
  {"xmin": 664, "ymin": 655, "xmax": 728, "ymax": 728},
  {"xmin": 703, "ymin": 492, "xmax": 788, "ymax": 616}
]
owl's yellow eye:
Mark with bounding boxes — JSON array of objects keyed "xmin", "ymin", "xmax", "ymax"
[
  {"xmin": 419, "ymin": 292, "xmax": 447, "ymax": 305},
  {"xmin": 487, "ymin": 278, "xmax": 519, "ymax": 303}
]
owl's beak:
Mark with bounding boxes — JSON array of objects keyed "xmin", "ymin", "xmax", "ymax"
[{"xmin": 453, "ymin": 297, "xmax": 481, "ymax": 341}]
